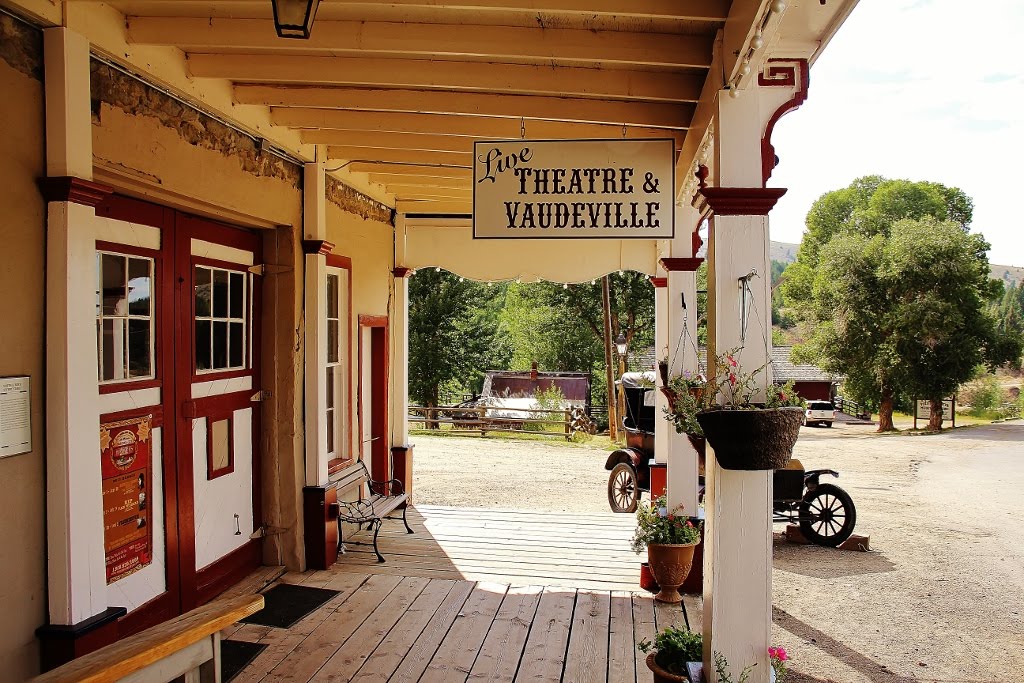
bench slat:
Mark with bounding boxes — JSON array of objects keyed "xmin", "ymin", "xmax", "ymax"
[{"xmin": 31, "ymin": 594, "xmax": 263, "ymax": 683}]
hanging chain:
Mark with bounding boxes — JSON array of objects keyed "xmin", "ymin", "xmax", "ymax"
[{"xmin": 520, "ymin": 117, "xmax": 526, "ymax": 139}]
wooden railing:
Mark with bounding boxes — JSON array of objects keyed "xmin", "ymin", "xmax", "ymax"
[{"xmin": 408, "ymin": 405, "xmax": 596, "ymax": 440}]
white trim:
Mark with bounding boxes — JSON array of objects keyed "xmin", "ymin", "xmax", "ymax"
[
  {"xmin": 191, "ymin": 375, "xmax": 252, "ymax": 399},
  {"xmin": 190, "ymin": 238, "xmax": 254, "ymax": 265},
  {"xmin": 93, "ymin": 215, "xmax": 161, "ymax": 250},
  {"xmin": 98, "ymin": 387, "xmax": 161, "ymax": 415}
]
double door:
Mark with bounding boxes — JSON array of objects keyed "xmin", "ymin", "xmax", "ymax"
[{"xmin": 95, "ymin": 196, "xmax": 262, "ymax": 633}]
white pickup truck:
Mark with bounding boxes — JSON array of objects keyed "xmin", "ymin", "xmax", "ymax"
[{"xmin": 803, "ymin": 400, "xmax": 836, "ymax": 427}]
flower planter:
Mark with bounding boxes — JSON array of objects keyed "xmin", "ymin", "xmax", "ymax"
[
  {"xmin": 639, "ymin": 562, "xmax": 660, "ymax": 593},
  {"xmin": 645, "ymin": 653, "xmax": 691, "ymax": 683},
  {"xmin": 696, "ymin": 406, "xmax": 804, "ymax": 470},
  {"xmin": 647, "ymin": 542, "xmax": 697, "ymax": 603}
]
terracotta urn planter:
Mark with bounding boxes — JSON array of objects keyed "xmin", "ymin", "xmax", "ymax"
[
  {"xmin": 647, "ymin": 542, "xmax": 697, "ymax": 603},
  {"xmin": 645, "ymin": 653, "xmax": 690, "ymax": 683},
  {"xmin": 695, "ymin": 406, "xmax": 804, "ymax": 470}
]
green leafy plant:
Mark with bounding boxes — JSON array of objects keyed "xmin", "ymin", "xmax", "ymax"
[
  {"xmin": 630, "ymin": 495, "xmax": 701, "ymax": 553},
  {"xmin": 769, "ymin": 646, "xmax": 790, "ymax": 683},
  {"xmin": 638, "ymin": 627, "xmax": 702, "ymax": 676},
  {"xmin": 765, "ymin": 380, "xmax": 806, "ymax": 409},
  {"xmin": 713, "ymin": 652, "xmax": 756, "ymax": 683},
  {"xmin": 663, "ymin": 370, "xmax": 708, "ymax": 436}
]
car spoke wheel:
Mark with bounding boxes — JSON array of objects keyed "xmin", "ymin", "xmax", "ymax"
[
  {"xmin": 798, "ymin": 483, "xmax": 856, "ymax": 546},
  {"xmin": 608, "ymin": 463, "xmax": 639, "ymax": 513}
]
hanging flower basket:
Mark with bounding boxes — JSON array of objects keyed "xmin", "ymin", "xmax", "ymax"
[{"xmin": 696, "ymin": 406, "xmax": 804, "ymax": 470}]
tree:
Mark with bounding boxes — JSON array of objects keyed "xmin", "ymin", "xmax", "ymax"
[
  {"xmin": 408, "ymin": 270, "xmax": 507, "ymax": 422},
  {"xmin": 784, "ymin": 176, "xmax": 1013, "ymax": 431}
]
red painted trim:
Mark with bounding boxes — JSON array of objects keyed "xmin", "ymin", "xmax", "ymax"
[
  {"xmin": 193, "ymin": 541, "xmax": 262, "ymax": 606},
  {"xmin": 328, "ymin": 457, "xmax": 354, "ymax": 475},
  {"xmin": 192, "ymin": 368, "xmax": 251, "ymax": 384},
  {"xmin": 98, "ymin": 378, "xmax": 161, "ymax": 395},
  {"xmin": 95, "ymin": 240, "xmax": 160, "ymax": 259},
  {"xmin": 357, "ymin": 315, "xmax": 389, "ymax": 484},
  {"xmin": 39, "ymin": 176, "xmax": 114, "ymax": 207},
  {"xmin": 650, "ymin": 277, "xmax": 668, "ymax": 288},
  {"xmin": 758, "ymin": 59, "xmax": 809, "ymax": 185},
  {"xmin": 182, "ymin": 390, "xmax": 254, "ymax": 420},
  {"xmin": 325, "ymin": 253, "xmax": 352, "ymax": 270},
  {"xmin": 205, "ymin": 413, "xmax": 236, "ymax": 480},
  {"xmin": 392, "ymin": 266, "xmax": 413, "ymax": 278},
  {"xmin": 660, "ymin": 257, "xmax": 705, "ymax": 272},
  {"xmin": 100, "ymin": 406, "xmax": 164, "ymax": 428},
  {"xmin": 95, "ymin": 195, "xmax": 172, "ymax": 230},
  {"xmin": 699, "ymin": 187, "xmax": 788, "ymax": 216},
  {"xmin": 178, "ymin": 213, "xmax": 263, "ymax": 253},
  {"xmin": 302, "ymin": 239, "xmax": 335, "ymax": 255}
]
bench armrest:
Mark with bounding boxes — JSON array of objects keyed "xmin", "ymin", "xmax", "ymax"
[{"xmin": 368, "ymin": 477, "xmax": 404, "ymax": 496}]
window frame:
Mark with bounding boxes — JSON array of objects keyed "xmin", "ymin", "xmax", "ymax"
[
  {"xmin": 95, "ymin": 241, "xmax": 161, "ymax": 393},
  {"xmin": 190, "ymin": 255, "xmax": 253, "ymax": 382},
  {"xmin": 325, "ymin": 255, "xmax": 353, "ymax": 474}
]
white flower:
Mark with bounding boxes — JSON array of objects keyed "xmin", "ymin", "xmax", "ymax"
[{"xmin": 657, "ymin": 507, "xmax": 668, "ymax": 517}]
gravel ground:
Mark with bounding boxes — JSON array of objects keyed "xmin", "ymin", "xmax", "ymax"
[{"xmin": 411, "ymin": 422, "xmax": 1024, "ymax": 682}]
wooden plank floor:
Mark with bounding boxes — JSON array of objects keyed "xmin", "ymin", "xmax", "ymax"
[
  {"xmin": 226, "ymin": 505, "xmax": 704, "ymax": 683},
  {"xmin": 335, "ymin": 504, "xmax": 642, "ymax": 591}
]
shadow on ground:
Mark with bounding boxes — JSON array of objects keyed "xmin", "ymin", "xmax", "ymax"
[
  {"xmin": 773, "ymin": 606, "xmax": 917, "ymax": 683},
  {"xmin": 772, "ymin": 542, "xmax": 895, "ymax": 579}
]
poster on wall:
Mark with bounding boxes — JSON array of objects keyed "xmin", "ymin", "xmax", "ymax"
[
  {"xmin": 0, "ymin": 376, "xmax": 31, "ymax": 458},
  {"xmin": 473, "ymin": 138, "xmax": 675, "ymax": 239},
  {"xmin": 101, "ymin": 414, "xmax": 153, "ymax": 584}
]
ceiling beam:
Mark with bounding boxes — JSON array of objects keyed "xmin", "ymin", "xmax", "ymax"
[
  {"xmin": 328, "ymin": 147, "xmax": 472, "ymax": 166},
  {"xmin": 128, "ymin": 18, "xmax": 715, "ymax": 68},
  {"xmin": 97, "ymin": 0, "xmax": 730, "ymax": 22},
  {"xmin": 370, "ymin": 175, "xmax": 472, "ymax": 189},
  {"xmin": 395, "ymin": 199, "xmax": 472, "ymax": 215},
  {"xmin": 390, "ymin": 187, "xmax": 473, "ymax": 200},
  {"xmin": 188, "ymin": 55, "xmax": 702, "ymax": 103},
  {"xmin": 273, "ymin": 109, "xmax": 687, "ymax": 147},
  {"xmin": 306, "ymin": 131, "xmax": 477, "ymax": 153},
  {"xmin": 238, "ymin": 86, "xmax": 694, "ymax": 129},
  {"xmin": 348, "ymin": 163, "xmax": 472, "ymax": 177}
]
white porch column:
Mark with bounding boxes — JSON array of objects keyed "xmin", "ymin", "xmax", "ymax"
[
  {"xmin": 303, "ymin": 156, "xmax": 329, "ymax": 486},
  {"xmin": 700, "ymin": 69, "xmax": 801, "ymax": 680},
  {"xmin": 43, "ymin": 27, "xmax": 109, "ymax": 626},
  {"xmin": 663, "ymin": 204, "xmax": 703, "ymax": 516},
  {"xmin": 389, "ymin": 216, "xmax": 411, "ymax": 452},
  {"xmin": 652, "ymin": 256, "xmax": 669, "ymax": 466}
]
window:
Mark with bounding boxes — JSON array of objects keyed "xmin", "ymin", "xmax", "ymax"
[
  {"xmin": 97, "ymin": 252, "xmax": 155, "ymax": 383},
  {"xmin": 325, "ymin": 266, "xmax": 350, "ymax": 464},
  {"xmin": 194, "ymin": 265, "xmax": 248, "ymax": 373}
]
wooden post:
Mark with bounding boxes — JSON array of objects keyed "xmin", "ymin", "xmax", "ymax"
[
  {"xmin": 564, "ymin": 408, "xmax": 571, "ymax": 441},
  {"xmin": 602, "ymin": 275, "xmax": 618, "ymax": 441},
  {"xmin": 479, "ymin": 406, "xmax": 486, "ymax": 437}
]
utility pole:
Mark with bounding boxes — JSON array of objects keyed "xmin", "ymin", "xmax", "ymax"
[{"xmin": 602, "ymin": 275, "xmax": 618, "ymax": 441}]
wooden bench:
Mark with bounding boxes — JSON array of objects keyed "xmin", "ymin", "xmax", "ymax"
[
  {"xmin": 31, "ymin": 594, "xmax": 263, "ymax": 683},
  {"xmin": 333, "ymin": 460, "xmax": 413, "ymax": 563}
]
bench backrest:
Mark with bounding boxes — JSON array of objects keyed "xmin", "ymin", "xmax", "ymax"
[{"xmin": 331, "ymin": 460, "xmax": 370, "ymax": 493}]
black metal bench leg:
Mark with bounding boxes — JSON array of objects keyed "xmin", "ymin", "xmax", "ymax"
[
  {"xmin": 402, "ymin": 504, "xmax": 414, "ymax": 534},
  {"xmin": 337, "ymin": 517, "xmax": 347, "ymax": 554},
  {"xmin": 372, "ymin": 520, "xmax": 385, "ymax": 563}
]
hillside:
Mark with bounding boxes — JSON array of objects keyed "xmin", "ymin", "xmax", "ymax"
[{"xmin": 769, "ymin": 240, "xmax": 1023, "ymax": 286}]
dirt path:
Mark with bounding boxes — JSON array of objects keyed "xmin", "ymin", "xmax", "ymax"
[{"xmin": 412, "ymin": 422, "xmax": 1024, "ymax": 682}]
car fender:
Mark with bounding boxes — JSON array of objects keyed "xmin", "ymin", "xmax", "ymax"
[
  {"xmin": 604, "ymin": 448, "xmax": 644, "ymax": 471},
  {"xmin": 803, "ymin": 469, "xmax": 839, "ymax": 490}
]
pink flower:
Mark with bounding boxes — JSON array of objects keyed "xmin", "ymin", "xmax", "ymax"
[
  {"xmin": 769, "ymin": 647, "xmax": 788, "ymax": 662},
  {"xmin": 728, "ymin": 356, "xmax": 738, "ymax": 367},
  {"xmin": 729, "ymin": 373, "xmax": 737, "ymax": 385}
]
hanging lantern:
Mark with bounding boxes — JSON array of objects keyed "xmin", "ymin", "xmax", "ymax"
[{"xmin": 271, "ymin": 0, "xmax": 321, "ymax": 39}]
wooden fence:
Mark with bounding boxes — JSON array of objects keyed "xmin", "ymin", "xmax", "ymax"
[{"xmin": 408, "ymin": 405, "xmax": 596, "ymax": 440}]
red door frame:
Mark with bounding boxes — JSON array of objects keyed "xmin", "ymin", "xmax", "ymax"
[
  {"xmin": 358, "ymin": 315, "xmax": 389, "ymax": 484},
  {"xmin": 174, "ymin": 213, "xmax": 263, "ymax": 610}
]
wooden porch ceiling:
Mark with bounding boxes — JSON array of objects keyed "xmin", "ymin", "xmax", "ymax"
[{"xmin": 104, "ymin": 0, "xmax": 736, "ymax": 211}]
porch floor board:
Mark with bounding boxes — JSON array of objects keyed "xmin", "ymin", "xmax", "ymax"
[{"xmin": 225, "ymin": 505, "xmax": 703, "ymax": 682}]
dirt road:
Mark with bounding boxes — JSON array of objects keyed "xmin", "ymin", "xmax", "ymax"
[{"xmin": 412, "ymin": 422, "xmax": 1024, "ymax": 682}]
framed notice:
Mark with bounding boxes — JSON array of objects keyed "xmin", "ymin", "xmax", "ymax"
[
  {"xmin": 913, "ymin": 398, "xmax": 956, "ymax": 428},
  {"xmin": 473, "ymin": 138, "xmax": 675, "ymax": 239},
  {"xmin": 0, "ymin": 376, "xmax": 31, "ymax": 458},
  {"xmin": 101, "ymin": 414, "xmax": 153, "ymax": 584}
]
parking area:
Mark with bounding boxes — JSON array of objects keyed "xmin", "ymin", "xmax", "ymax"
[{"xmin": 413, "ymin": 422, "xmax": 1024, "ymax": 682}]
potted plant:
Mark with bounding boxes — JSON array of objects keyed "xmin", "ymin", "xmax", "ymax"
[
  {"xmin": 663, "ymin": 349, "xmax": 805, "ymax": 471},
  {"xmin": 630, "ymin": 495, "xmax": 701, "ymax": 603},
  {"xmin": 639, "ymin": 626, "xmax": 702, "ymax": 683}
]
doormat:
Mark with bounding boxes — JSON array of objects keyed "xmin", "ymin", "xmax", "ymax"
[
  {"xmin": 241, "ymin": 583, "xmax": 339, "ymax": 629},
  {"xmin": 221, "ymin": 640, "xmax": 267, "ymax": 682}
]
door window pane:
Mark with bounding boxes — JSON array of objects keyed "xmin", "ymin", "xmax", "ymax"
[
  {"xmin": 324, "ymin": 266, "xmax": 349, "ymax": 461},
  {"xmin": 193, "ymin": 265, "xmax": 248, "ymax": 373},
  {"xmin": 97, "ymin": 251, "xmax": 155, "ymax": 384},
  {"xmin": 209, "ymin": 417, "xmax": 233, "ymax": 478}
]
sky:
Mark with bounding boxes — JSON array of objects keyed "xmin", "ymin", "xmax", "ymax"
[{"xmin": 768, "ymin": 0, "xmax": 1024, "ymax": 267}]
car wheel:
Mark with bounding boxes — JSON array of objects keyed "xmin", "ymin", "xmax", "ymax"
[
  {"xmin": 799, "ymin": 483, "xmax": 856, "ymax": 546},
  {"xmin": 824, "ymin": 421, "xmax": 833, "ymax": 428},
  {"xmin": 608, "ymin": 463, "xmax": 639, "ymax": 513}
]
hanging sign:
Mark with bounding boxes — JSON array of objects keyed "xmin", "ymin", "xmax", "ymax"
[
  {"xmin": 101, "ymin": 414, "xmax": 153, "ymax": 584},
  {"xmin": 473, "ymin": 138, "xmax": 675, "ymax": 239}
]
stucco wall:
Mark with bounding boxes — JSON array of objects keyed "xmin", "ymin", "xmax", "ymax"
[
  {"xmin": 325, "ymin": 190, "xmax": 394, "ymax": 463},
  {"xmin": 90, "ymin": 61, "xmax": 307, "ymax": 571},
  {"xmin": 0, "ymin": 15, "xmax": 47, "ymax": 680}
]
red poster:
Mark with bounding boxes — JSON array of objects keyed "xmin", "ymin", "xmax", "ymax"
[{"xmin": 100, "ymin": 415, "xmax": 153, "ymax": 584}]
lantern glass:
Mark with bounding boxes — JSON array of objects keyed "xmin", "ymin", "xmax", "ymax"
[
  {"xmin": 615, "ymin": 333, "xmax": 627, "ymax": 356},
  {"xmin": 271, "ymin": 0, "xmax": 321, "ymax": 39}
]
